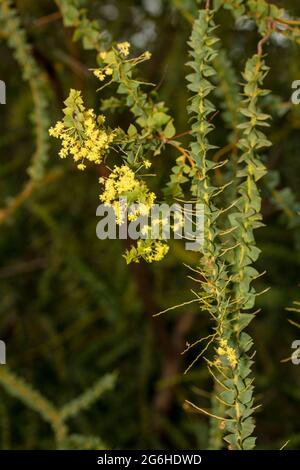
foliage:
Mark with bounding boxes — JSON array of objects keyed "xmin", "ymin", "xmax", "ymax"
[
  {"xmin": 0, "ymin": 0, "xmax": 300, "ymax": 451},
  {"xmin": 0, "ymin": 366, "xmax": 116, "ymax": 448}
]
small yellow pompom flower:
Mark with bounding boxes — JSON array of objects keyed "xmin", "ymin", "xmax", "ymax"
[
  {"xmin": 124, "ymin": 240, "xmax": 169, "ymax": 264},
  {"xmin": 217, "ymin": 338, "xmax": 237, "ymax": 369},
  {"xmin": 93, "ymin": 70, "xmax": 105, "ymax": 81}
]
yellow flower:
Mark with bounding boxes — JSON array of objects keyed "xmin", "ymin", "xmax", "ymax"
[
  {"xmin": 217, "ymin": 338, "xmax": 237, "ymax": 369},
  {"xmin": 99, "ymin": 165, "xmax": 156, "ymax": 224},
  {"xmin": 124, "ymin": 239, "xmax": 169, "ymax": 264},
  {"xmin": 117, "ymin": 41, "xmax": 131, "ymax": 57},
  {"xmin": 49, "ymin": 90, "xmax": 115, "ymax": 170},
  {"xmin": 93, "ymin": 69, "xmax": 105, "ymax": 81},
  {"xmin": 137, "ymin": 240, "xmax": 169, "ymax": 263},
  {"xmin": 173, "ymin": 212, "xmax": 184, "ymax": 231},
  {"xmin": 49, "ymin": 121, "xmax": 64, "ymax": 137},
  {"xmin": 227, "ymin": 346, "xmax": 238, "ymax": 369},
  {"xmin": 152, "ymin": 241, "xmax": 169, "ymax": 261},
  {"xmin": 217, "ymin": 347, "xmax": 226, "ymax": 356}
]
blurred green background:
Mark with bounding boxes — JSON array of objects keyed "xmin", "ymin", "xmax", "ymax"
[{"xmin": 0, "ymin": 0, "xmax": 300, "ymax": 450}]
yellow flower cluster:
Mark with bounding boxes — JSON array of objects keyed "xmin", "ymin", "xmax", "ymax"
[
  {"xmin": 94, "ymin": 45, "xmax": 152, "ymax": 88},
  {"xmin": 138, "ymin": 240, "xmax": 169, "ymax": 263},
  {"xmin": 49, "ymin": 90, "xmax": 115, "ymax": 170},
  {"xmin": 124, "ymin": 239, "xmax": 169, "ymax": 264},
  {"xmin": 117, "ymin": 41, "xmax": 131, "ymax": 57},
  {"xmin": 216, "ymin": 338, "xmax": 237, "ymax": 369},
  {"xmin": 99, "ymin": 165, "xmax": 156, "ymax": 224},
  {"xmin": 93, "ymin": 67, "xmax": 113, "ymax": 82}
]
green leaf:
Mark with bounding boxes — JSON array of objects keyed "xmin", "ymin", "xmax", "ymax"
[
  {"xmin": 128, "ymin": 124, "xmax": 137, "ymax": 137},
  {"xmin": 242, "ymin": 436, "xmax": 256, "ymax": 450},
  {"xmin": 148, "ymin": 112, "xmax": 170, "ymax": 128}
]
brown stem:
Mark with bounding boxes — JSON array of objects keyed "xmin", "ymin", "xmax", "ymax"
[{"xmin": 257, "ymin": 27, "xmax": 272, "ymax": 56}]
